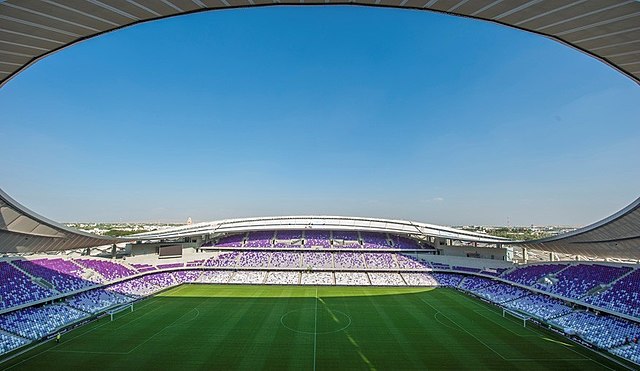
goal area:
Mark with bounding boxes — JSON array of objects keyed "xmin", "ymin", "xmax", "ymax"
[
  {"xmin": 106, "ymin": 303, "xmax": 134, "ymax": 321},
  {"xmin": 502, "ymin": 308, "xmax": 530, "ymax": 327}
]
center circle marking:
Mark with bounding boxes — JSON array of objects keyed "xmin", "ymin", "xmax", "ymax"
[{"xmin": 280, "ymin": 309, "xmax": 352, "ymax": 335}]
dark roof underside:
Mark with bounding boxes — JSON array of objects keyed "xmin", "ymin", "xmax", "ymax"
[{"xmin": 0, "ymin": 1, "xmax": 639, "ymax": 88}]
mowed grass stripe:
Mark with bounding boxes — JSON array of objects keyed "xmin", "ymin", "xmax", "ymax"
[{"xmin": 1, "ymin": 285, "xmax": 629, "ymax": 370}]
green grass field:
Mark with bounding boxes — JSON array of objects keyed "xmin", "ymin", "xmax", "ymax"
[{"xmin": 2, "ymin": 285, "xmax": 629, "ymax": 370}]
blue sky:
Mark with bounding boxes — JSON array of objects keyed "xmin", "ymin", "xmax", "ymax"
[{"xmin": 0, "ymin": 6, "xmax": 638, "ymax": 226}]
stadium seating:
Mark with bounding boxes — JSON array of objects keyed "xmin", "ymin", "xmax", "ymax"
[
  {"xmin": 550, "ymin": 311, "xmax": 640, "ymax": 349},
  {"xmin": 431, "ymin": 272, "xmax": 464, "ymax": 287},
  {"xmin": 540, "ymin": 264, "xmax": 631, "ymax": 299},
  {"xmin": 74, "ymin": 259, "xmax": 137, "ymax": 281},
  {"xmin": 215, "ymin": 233, "xmax": 245, "ymax": 247},
  {"xmin": 0, "ymin": 303, "xmax": 86, "ymax": 340},
  {"xmin": 301, "ymin": 272, "xmax": 333, "ymax": 285},
  {"xmin": 172, "ymin": 270, "xmax": 202, "ymax": 283},
  {"xmin": 66, "ymin": 288, "xmax": 132, "ymax": 314},
  {"xmin": 611, "ymin": 343, "xmax": 640, "ymax": 364},
  {"xmin": 335, "ymin": 272, "xmax": 370, "ymax": 285},
  {"xmin": 197, "ymin": 270, "xmax": 232, "ymax": 284},
  {"xmin": 0, "ymin": 262, "xmax": 54, "ymax": 309},
  {"xmin": 303, "ymin": 252, "xmax": 333, "ymax": 268},
  {"xmin": 501, "ymin": 264, "xmax": 567, "ymax": 287},
  {"xmin": 396, "ymin": 254, "xmax": 428, "ymax": 269},
  {"xmin": 471, "ymin": 281, "xmax": 530, "ymax": 304},
  {"xmin": 265, "ymin": 271, "xmax": 300, "ymax": 285},
  {"xmin": 392, "ymin": 236, "xmax": 422, "ymax": 249},
  {"xmin": 204, "ymin": 251, "xmax": 240, "ymax": 268},
  {"xmin": 270, "ymin": 251, "xmax": 301, "ymax": 268},
  {"xmin": 3, "ymin": 242, "xmax": 640, "ymax": 366},
  {"xmin": 584, "ymin": 269, "xmax": 640, "ymax": 319},
  {"xmin": 332, "ymin": 231, "xmax": 359, "ymax": 241},
  {"xmin": 333, "ymin": 252, "xmax": 364, "ymax": 269},
  {"xmin": 502, "ymin": 294, "xmax": 573, "ymax": 320},
  {"xmin": 12, "ymin": 259, "xmax": 97, "ymax": 294},
  {"xmin": 361, "ymin": 232, "xmax": 391, "ymax": 249},
  {"xmin": 368, "ymin": 272, "xmax": 405, "ymax": 286},
  {"xmin": 364, "ymin": 253, "xmax": 398, "ymax": 269},
  {"xmin": 131, "ymin": 263, "xmax": 157, "ymax": 272},
  {"xmin": 458, "ymin": 276, "xmax": 494, "ymax": 292},
  {"xmin": 230, "ymin": 271, "xmax": 266, "ymax": 284},
  {"xmin": 107, "ymin": 272, "xmax": 176, "ymax": 298},
  {"xmin": 275, "ymin": 230, "xmax": 303, "ymax": 240},
  {"xmin": 238, "ymin": 251, "xmax": 271, "ymax": 268},
  {"xmin": 245, "ymin": 231, "xmax": 274, "ymax": 248},
  {"xmin": 0, "ymin": 331, "xmax": 29, "ymax": 355},
  {"xmin": 401, "ymin": 272, "xmax": 437, "ymax": 286},
  {"xmin": 304, "ymin": 230, "xmax": 332, "ymax": 248}
]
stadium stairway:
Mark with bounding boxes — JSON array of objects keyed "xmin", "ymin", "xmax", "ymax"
[
  {"xmin": 582, "ymin": 285, "xmax": 611, "ymax": 299},
  {"xmin": 0, "ymin": 326, "xmax": 30, "ymax": 341},
  {"xmin": 70, "ymin": 260, "xmax": 105, "ymax": 284},
  {"xmin": 523, "ymin": 264, "xmax": 572, "ymax": 290},
  {"xmin": 606, "ymin": 267, "xmax": 637, "ymax": 287},
  {"xmin": 497, "ymin": 266, "xmax": 517, "ymax": 276},
  {"xmin": 8, "ymin": 262, "xmax": 59, "ymax": 294},
  {"xmin": 71, "ymin": 259, "xmax": 98, "ymax": 277},
  {"xmin": 582, "ymin": 267, "xmax": 639, "ymax": 301},
  {"xmin": 399, "ymin": 273, "xmax": 408, "ymax": 286}
]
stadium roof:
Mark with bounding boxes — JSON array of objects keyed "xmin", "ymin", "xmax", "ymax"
[
  {"xmin": 130, "ymin": 214, "xmax": 511, "ymax": 244},
  {"xmin": 521, "ymin": 196, "xmax": 640, "ymax": 260},
  {"xmin": 0, "ymin": 0, "xmax": 639, "ymax": 88},
  {"xmin": 0, "ymin": 188, "xmax": 117, "ymax": 253}
]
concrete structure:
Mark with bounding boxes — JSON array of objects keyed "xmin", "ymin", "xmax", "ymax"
[
  {"xmin": 0, "ymin": 188, "xmax": 116, "ymax": 253},
  {"xmin": 522, "ymin": 196, "xmax": 640, "ymax": 260}
]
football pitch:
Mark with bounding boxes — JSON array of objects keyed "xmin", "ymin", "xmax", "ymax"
[{"xmin": 2, "ymin": 285, "xmax": 630, "ymax": 370}]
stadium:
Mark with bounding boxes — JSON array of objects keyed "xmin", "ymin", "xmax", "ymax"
[{"xmin": 1, "ymin": 1, "xmax": 640, "ymax": 370}]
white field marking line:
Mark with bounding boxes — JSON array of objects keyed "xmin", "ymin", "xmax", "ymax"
[
  {"xmin": 432, "ymin": 312, "xmax": 464, "ymax": 333},
  {"xmin": 459, "ymin": 294, "xmax": 617, "ymax": 368},
  {"xmin": 7, "ymin": 285, "xmax": 188, "ymax": 365},
  {"xmin": 426, "ymin": 298, "xmax": 590, "ymax": 363},
  {"xmin": 164, "ymin": 308, "xmax": 200, "ymax": 330},
  {"xmin": 110, "ymin": 285, "xmax": 189, "ymax": 330},
  {"xmin": 472, "ymin": 309, "xmax": 538, "ymax": 338},
  {"xmin": 48, "ymin": 299, "xmax": 177, "ymax": 356},
  {"xmin": 3, "ymin": 296, "xmax": 165, "ymax": 370},
  {"xmin": 460, "ymin": 294, "xmax": 543, "ymax": 337},
  {"xmin": 124, "ymin": 307, "xmax": 202, "ymax": 355},
  {"xmin": 445, "ymin": 292, "xmax": 618, "ymax": 368},
  {"xmin": 111, "ymin": 303, "xmax": 164, "ymax": 330},
  {"xmin": 280, "ymin": 309, "xmax": 352, "ymax": 335},
  {"xmin": 420, "ymin": 297, "xmax": 509, "ymax": 361},
  {"xmin": 313, "ymin": 287, "xmax": 318, "ymax": 371},
  {"xmin": 124, "ymin": 291, "xmax": 216, "ymax": 355}
]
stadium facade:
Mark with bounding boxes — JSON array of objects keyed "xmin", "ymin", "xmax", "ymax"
[{"xmin": 1, "ymin": 0, "xmax": 640, "ymax": 367}]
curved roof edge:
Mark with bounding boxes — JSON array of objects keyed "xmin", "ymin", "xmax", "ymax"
[
  {"xmin": 521, "ymin": 197, "xmax": 640, "ymax": 260},
  {"xmin": 132, "ymin": 214, "xmax": 511, "ymax": 244},
  {"xmin": 0, "ymin": 1, "xmax": 639, "ymax": 89},
  {"xmin": 0, "ymin": 187, "xmax": 117, "ymax": 253}
]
